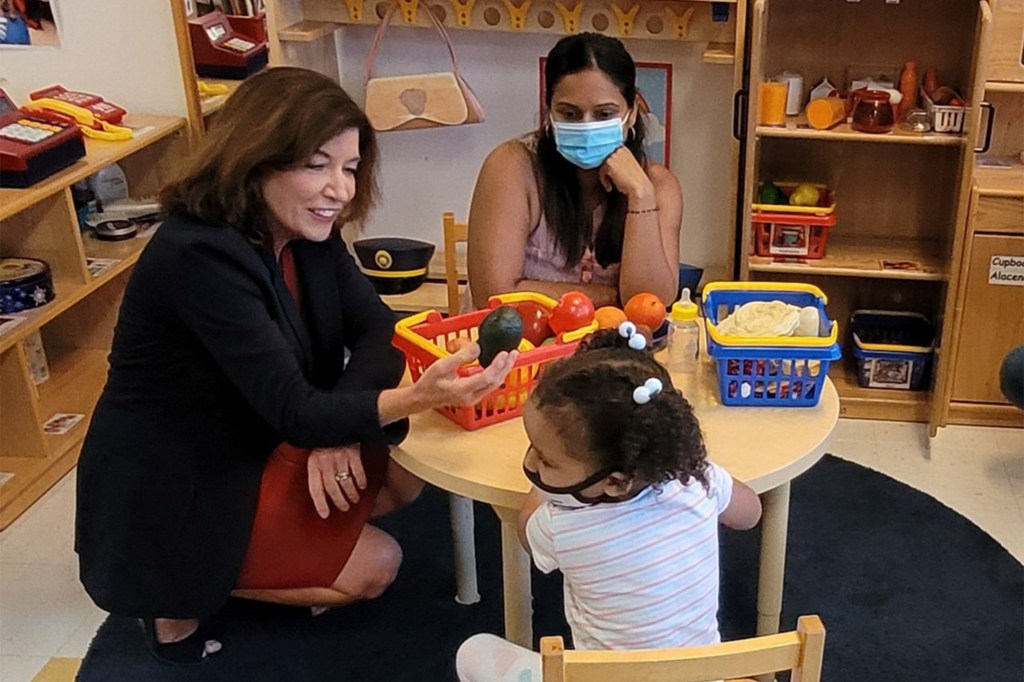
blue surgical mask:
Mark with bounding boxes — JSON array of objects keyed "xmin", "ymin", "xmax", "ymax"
[
  {"xmin": 551, "ymin": 117, "xmax": 626, "ymax": 170},
  {"xmin": 523, "ymin": 463, "xmax": 622, "ymax": 508}
]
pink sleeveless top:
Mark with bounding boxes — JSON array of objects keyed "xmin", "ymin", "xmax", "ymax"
[
  {"xmin": 464, "ymin": 137, "xmax": 619, "ymax": 310},
  {"xmin": 521, "ymin": 135, "xmax": 620, "ymax": 287},
  {"xmin": 523, "ymin": 210, "xmax": 620, "ymax": 287}
]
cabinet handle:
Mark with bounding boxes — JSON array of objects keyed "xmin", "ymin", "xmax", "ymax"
[
  {"xmin": 973, "ymin": 101, "xmax": 994, "ymax": 154},
  {"xmin": 732, "ymin": 90, "xmax": 748, "ymax": 141}
]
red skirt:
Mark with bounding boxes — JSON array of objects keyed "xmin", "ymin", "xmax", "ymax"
[{"xmin": 235, "ymin": 442, "xmax": 390, "ymax": 590}]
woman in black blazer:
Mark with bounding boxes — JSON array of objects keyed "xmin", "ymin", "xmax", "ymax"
[{"xmin": 74, "ymin": 67, "xmax": 515, "ymax": 664}]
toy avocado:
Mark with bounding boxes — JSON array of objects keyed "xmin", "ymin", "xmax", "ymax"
[{"xmin": 477, "ymin": 305, "xmax": 523, "ymax": 367}]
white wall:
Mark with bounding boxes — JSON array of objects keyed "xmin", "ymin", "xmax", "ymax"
[
  {"xmin": 0, "ymin": 7, "xmax": 735, "ymax": 278},
  {"xmin": 339, "ymin": 26, "xmax": 737, "ymax": 281},
  {"xmin": 0, "ymin": 0, "xmax": 186, "ymax": 116}
]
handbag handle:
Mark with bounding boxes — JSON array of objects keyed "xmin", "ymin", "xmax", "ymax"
[{"xmin": 363, "ymin": 2, "xmax": 465, "ymax": 85}]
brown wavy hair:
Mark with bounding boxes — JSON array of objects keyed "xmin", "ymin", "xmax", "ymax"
[
  {"xmin": 531, "ymin": 329, "xmax": 708, "ymax": 490},
  {"xmin": 160, "ymin": 67, "xmax": 380, "ymax": 246}
]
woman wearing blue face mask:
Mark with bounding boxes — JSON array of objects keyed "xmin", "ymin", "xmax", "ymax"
[{"xmin": 466, "ymin": 33, "xmax": 682, "ymax": 309}]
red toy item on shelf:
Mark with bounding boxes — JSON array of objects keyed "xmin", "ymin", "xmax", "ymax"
[
  {"xmin": 752, "ymin": 211, "xmax": 836, "ymax": 259},
  {"xmin": 188, "ymin": 11, "xmax": 269, "ymax": 80},
  {"xmin": 0, "ymin": 89, "xmax": 85, "ymax": 189},
  {"xmin": 28, "ymin": 85, "xmax": 127, "ymax": 125}
]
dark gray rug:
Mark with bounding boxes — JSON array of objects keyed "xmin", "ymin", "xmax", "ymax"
[{"xmin": 75, "ymin": 455, "xmax": 1024, "ymax": 681}]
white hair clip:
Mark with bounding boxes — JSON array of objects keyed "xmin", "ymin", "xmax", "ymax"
[
  {"xmin": 632, "ymin": 377, "xmax": 663, "ymax": 405},
  {"xmin": 617, "ymin": 321, "xmax": 647, "ymax": 351}
]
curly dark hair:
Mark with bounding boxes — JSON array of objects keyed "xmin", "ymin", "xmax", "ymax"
[{"xmin": 531, "ymin": 329, "xmax": 708, "ymax": 489}]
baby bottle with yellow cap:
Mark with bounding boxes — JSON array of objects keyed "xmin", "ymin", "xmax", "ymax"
[{"xmin": 667, "ymin": 287, "xmax": 700, "ymax": 373}]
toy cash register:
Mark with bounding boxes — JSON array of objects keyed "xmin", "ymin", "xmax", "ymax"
[
  {"xmin": 188, "ymin": 11, "xmax": 269, "ymax": 80},
  {"xmin": 0, "ymin": 90, "xmax": 86, "ymax": 189}
]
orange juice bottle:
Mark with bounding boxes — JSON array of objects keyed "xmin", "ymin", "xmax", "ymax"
[{"xmin": 758, "ymin": 82, "xmax": 788, "ymax": 126}]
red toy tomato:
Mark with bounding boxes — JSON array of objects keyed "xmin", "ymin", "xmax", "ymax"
[
  {"xmin": 548, "ymin": 291, "xmax": 596, "ymax": 335},
  {"xmin": 513, "ymin": 301, "xmax": 553, "ymax": 346}
]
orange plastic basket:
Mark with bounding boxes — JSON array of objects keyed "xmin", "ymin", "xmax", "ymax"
[{"xmin": 392, "ymin": 292, "xmax": 598, "ymax": 430}]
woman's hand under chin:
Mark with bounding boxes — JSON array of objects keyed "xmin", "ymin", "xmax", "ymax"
[{"xmin": 599, "ymin": 147, "xmax": 655, "ymax": 203}]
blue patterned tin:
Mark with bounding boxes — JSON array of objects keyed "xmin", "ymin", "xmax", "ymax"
[{"xmin": 0, "ymin": 258, "xmax": 55, "ymax": 314}]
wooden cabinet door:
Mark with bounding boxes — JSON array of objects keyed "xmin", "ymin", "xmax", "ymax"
[
  {"xmin": 951, "ymin": 233, "xmax": 1024, "ymax": 403},
  {"xmin": 988, "ymin": 0, "xmax": 1024, "ymax": 83}
]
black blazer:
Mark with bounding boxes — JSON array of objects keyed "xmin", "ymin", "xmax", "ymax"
[{"xmin": 75, "ymin": 215, "xmax": 408, "ymax": 618}]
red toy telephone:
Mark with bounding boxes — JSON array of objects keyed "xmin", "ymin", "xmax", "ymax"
[
  {"xmin": 0, "ymin": 89, "xmax": 86, "ymax": 188},
  {"xmin": 22, "ymin": 86, "xmax": 132, "ymax": 141},
  {"xmin": 29, "ymin": 86, "xmax": 127, "ymax": 125}
]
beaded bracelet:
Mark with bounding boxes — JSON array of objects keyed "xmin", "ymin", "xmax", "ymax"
[{"xmin": 626, "ymin": 207, "xmax": 659, "ymax": 215}]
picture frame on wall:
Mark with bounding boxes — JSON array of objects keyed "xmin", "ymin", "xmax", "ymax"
[
  {"xmin": 538, "ymin": 58, "xmax": 672, "ymax": 169},
  {"xmin": 0, "ymin": 0, "xmax": 61, "ymax": 49}
]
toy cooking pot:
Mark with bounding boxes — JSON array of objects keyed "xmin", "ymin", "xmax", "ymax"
[
  {"xmin": 353, "ymin": 237, "xmax": 436, "ymax": 295},
  {"xmin": 850, "ymin": 88, "xmax": 900, "ymax": 134}
]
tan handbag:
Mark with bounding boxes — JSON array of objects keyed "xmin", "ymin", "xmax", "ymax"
[{"xmin": 363, "ymin": 2, "xmax": 485, "ymax": 132}]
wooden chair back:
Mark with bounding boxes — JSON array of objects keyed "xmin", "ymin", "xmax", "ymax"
[
  {"xmin": 541, "ymin": 615, "xmax": 825, "ymax": 682},
  {"xmin": 443, "ymin": 211, "xmax": 469, "ymax": 316}
]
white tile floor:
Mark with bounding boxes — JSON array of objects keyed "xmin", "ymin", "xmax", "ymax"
[{"xmin": 0, "ymin": 420, "xmax": 1021, "ymax": 682}]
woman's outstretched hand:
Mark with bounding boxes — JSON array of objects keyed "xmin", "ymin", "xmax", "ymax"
[
  {"xmin": 377, "ymin": 343, "xmax": 519, "ymax": 426},
  {"xmin": 413, "ymin": 343, "xmax": 519, "ymax": 409},
  {"xmin": 307, "ymin": 445, "xmax": 366, "ymax": 519}
]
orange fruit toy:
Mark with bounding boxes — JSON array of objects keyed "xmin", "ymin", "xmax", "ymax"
[
  {"xmin": 594, "ymin": 306, "xmax": 628, "ymax": 329},
  {"xmin": 624, "ymin": 293, "xmax": 666, "ymax": 330}
]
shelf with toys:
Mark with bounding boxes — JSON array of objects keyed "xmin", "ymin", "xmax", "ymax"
[
  {"xmin": 755, "ymin": 117, "xmax": 966, "ymax": 147},
  {"xmin": 266, "ymin": 0, "xmax": 744, "ymax": 79},
  {"xmin": 748, "ymin": 235, "xmax": 947, "ymax": 282},
  {"xmin": 273, "ymin": 0, "xmax": 738, "ymax": 43},
  {"xmin": 0, "ymin": 108, "xmax": 188, "ymax": 528},
  {"xmin": 740, "ymin": 0, "xmax": 993, "ymax": 430}
]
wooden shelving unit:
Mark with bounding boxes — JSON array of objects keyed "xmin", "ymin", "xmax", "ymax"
[
  {"xmin": 278, "ymin": 19, "xmax": 340, "ymax": 42},
  {"xmin": 0, "ymin": 116, "xmax": 185, "ymax": 220},
  {"xmin": 267, "ymin": 0, "xmax": 746, "ymax": 79},
  {"xmin": 277, "ymin": 0, "xmax": 738, "ymax": 43},
  {"xmin": 830, "ymin": 362, "xmax": 930, "ymax": 423},
  {"xmin": 0, "ymin": 115, "xmax": 188, "ymax": 528},
  {"xmin": 972, "ymin": 165, "xmax": 1024, "ymax": 196},
  {"xmin": 198, "ymin": 77, "xmax": 243, "ymax": 118},
  {"xmin": 929, "ymin": 3, "xmax": 1024, "ymax": 431},
  {"xmin": 740, "ymin": 0, "xmax": 993, "ymax": 427},
  {"xmin": 756, "ymin": 117, "xmax": 966, "ymax": 147},
  {"xmin": 748, "ymin": 237, "xmax": 947, "ymax": 281}
]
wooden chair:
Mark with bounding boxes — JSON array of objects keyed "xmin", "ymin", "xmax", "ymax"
[
  {"xmin": 441, "ymin": 211, "xmax": 480, "ymax": 605},
  {"xmin": 443, "ymin": 211, "xmax": 468, "ymax": 316},
  {"xmin": 540, "ymin": 615, "xmax": 825, "ymax": 682}
]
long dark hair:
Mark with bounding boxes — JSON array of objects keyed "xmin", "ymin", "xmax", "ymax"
[
  {"xmin": 530, "ymin": 329, "xmax": 708, "ymax": 490},
  {"xmin": 537, "ymin": 33, "xmax": 648, "ymax": 269},
  {"xmin": 160, "ymin": 67, "xmax": 380, "ymax": 246}
]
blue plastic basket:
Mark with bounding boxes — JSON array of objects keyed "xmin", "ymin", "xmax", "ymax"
[
  {"xmin": 851, "ymin": 310, "xmax": 934, "ymax": 391},
  {"xmin": 702, "ymin": 283, "xmax": 842, "ymax": 407}
]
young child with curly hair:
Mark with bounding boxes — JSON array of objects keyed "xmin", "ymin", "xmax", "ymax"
[{"xmin": 456, "ymin": 323, "xmax": 763, "ymax": 682}]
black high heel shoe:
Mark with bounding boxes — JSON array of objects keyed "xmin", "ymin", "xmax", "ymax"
[{"xmin": 140, "ymin": 618, "xmax": 222, "ymax": 664}]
